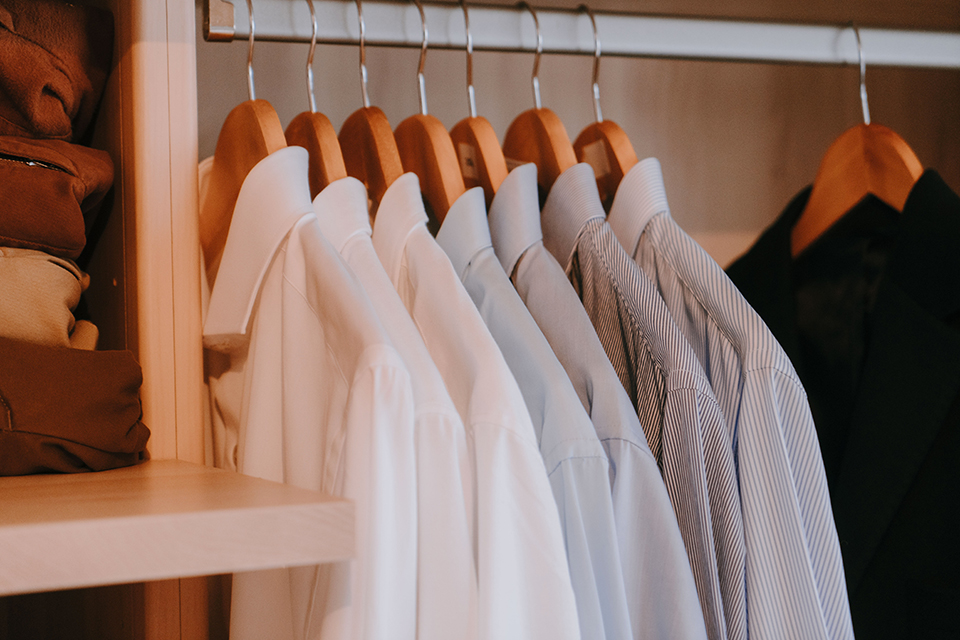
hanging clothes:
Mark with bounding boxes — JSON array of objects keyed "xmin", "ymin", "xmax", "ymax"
[
  {"xmin": 609, "ymin": 158, "xmax": 855, "ymax": 640},
  {"xmin": 436, "ymin": 185, "xmax": 632, "ymax": 640},
  {"xmin": 727, "ymin": 170, "xmax": 960, "ymax": 639},
  {"xmin": 540, "ymin": 162, "xmax": 744, "ymax": 640},
  {"xmin": 311, "ymin": 176, "xmax": 478, "ymax": 640},
  {"xmin": 201, "ymin": 147, "xmax": 418, "ymax": 640},
  {"xmin": 370, "ymin": 172, "xmax": 581, "ymax": 640},
  {"xmin": 488, "ymin": 162, "xmax": 707, "ymax": 640}
]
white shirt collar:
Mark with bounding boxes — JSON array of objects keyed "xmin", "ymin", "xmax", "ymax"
[
  {"xmin": 312, "ymin": 176, "xmax": 371, "ymax": 252},
  {"xmin": 608, "ymin": 157, "xmax": 671, "ymax": 256},
  {"xmin": 203, "ymin": 146, "xmax": 315, "ymax": 346},
  {"xmin": 540, "ymin": 163, "xmax": 606, "ymax": 269},
  {"xmin": 435, "ymin": 187, "xmax": 489, "ymax": 280},
  {"xmin": 371, "ymin": 172, "xmax": 428, "ymax": 283},
  {"xmin": 488, "ymin": 163, "xmax": 542, "ymax": 276}
]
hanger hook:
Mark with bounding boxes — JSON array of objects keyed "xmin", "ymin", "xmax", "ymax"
[
  {"xmin": 852, "ymin": 22, "xmax": 870, "ymax": 125},
  {"xmin": 517, "ymin": 1, "xmax": 542, "ymax": 110},
  {"xmin": 413, "ymin": 0, "xmax": 429, "ymax": 116},
  {"xmin": 245, "ymin": 0, "xmax": 256, "ymax": 100},
  {"xmin": 461, "ymin": 0, "xmax": 477, "ymax": 118},
  {"xmin": 578, "ymin": 4, "xmax": 602, "ymax": 123},
  {"xmin": 355, "ymin": 0, "xmax": 370, "ymax": 108},
  {"xmin": 305, "ymin": 0, "xmax": 318, "ymax": 112}
]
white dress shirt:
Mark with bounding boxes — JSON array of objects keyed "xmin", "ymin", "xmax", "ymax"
[
  {"xmin": 608, "ymin": 158, "xmax": 855, "ymax": 640},
  {"xmin": 201, "ymin": 148, "xmax": 417, "ymax": 640},
  {"xmin": 372, "ymin": 173, "xmax": 581, "ymax": 640},
  {"xmin": 313, "ymin": 176, "xmax": 478, "ymax": 640},
  {"xmin": 437, "ymin": 186, "xmax": 631, "ymax": 640},
  {"xmin": 489, "ymin": 163, "xmax": 708, "ymax": 640}
]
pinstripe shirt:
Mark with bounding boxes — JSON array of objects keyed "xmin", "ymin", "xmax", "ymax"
[
  {"xmin": 541, "ymin": 164, "xmax": 745, "ymax": 640},
  {"xmin": 437, "ymin": 186, "xmax": 632, "ymax": 640},
  {"xmin": 608, "ymin": 158, "xmax": 855, "ymax": 640},
  {"xmin": 489, "ymin": 164, "xmax": 707, "ymax": 640}
]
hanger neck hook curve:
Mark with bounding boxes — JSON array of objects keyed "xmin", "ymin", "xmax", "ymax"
[
  {"xmin": 413, "ymin": 0, "xmax": 429, "ymax": 116},
  {"xmin": 305, "ymin": 0, "xmax": 318, "ymax": 112},
  {"xmin": 852, "ymin": 22, "xmax": 870, "ymax": 125},
  {"xmin": 578, "ymin": 4, "xmax": 602, "ymax": 123},
  {"xmin": 354, "ymin": 0, "xmax": 370, "ymax": 108},
  {"xmin": 245, "ymin": 0, "xmax": 256, "ymax": 100},
  {"xmin": 461, "ymin": 0, "xmax": 477, "ymax": 118},
  {"xmin": 517, "ymin": 1, "xmax": 542, "ymax": 110}
]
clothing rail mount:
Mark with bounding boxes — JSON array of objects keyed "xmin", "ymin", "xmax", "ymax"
[{"xmin": 204, "ymin": 0, "xmax": 960, "ymax": 69}]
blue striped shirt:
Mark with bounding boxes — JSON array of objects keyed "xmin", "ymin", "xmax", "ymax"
[
  {"xmin": 541, "ymin": 163, "xmax": 746, "ymax": 640},
  {"xmin": 608, "ymin": 158, "xmax": 855, "ymax": 640},
  {"xmin": 489, "ymin": 164, "xmax": 707, "ymax": 640}
]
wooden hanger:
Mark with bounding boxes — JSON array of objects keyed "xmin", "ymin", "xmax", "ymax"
[
  {"xmin": 284, "ymin": 0, "xmax": 347, "ymax": 199},
  {"xmin": 449, "ymin": 1, "xmax": 507, "ymax": 208},
  {"xmin": 790, "ymin": 26, "xmax": 922, "ymax": 256},
  {"xmin": 338, "ymin": 0, "xmax": 404, "ymax": 210},
  {"xmin": 502, "ymin": 3, "xmax": 576, "ymax": 196},
  {"xmin": 571, "ymin": 6, "xmax": 637, "ymax": 205},
  {"xmin": 791, "ymin": 123, "xmax": 922, "ymax": 256},
  {"xmin": 393, "ymin": 0, "xmax": 465, "ymax": 224},
  {"xmin": 200, "ymin": 5, "xmax": 286, "ymax": 276}
]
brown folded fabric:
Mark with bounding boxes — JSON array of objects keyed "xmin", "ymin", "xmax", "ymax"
[
  {"xmin": 0, "ymin": 0, "xmax": 113, "ymax": 142},
  {"xmin": 0, "ymin": 136, "xmax": 113, "ymax": 258},
  {"xmin": 0, "ymin": 336, "xmax": 150, "ymax": 475}
]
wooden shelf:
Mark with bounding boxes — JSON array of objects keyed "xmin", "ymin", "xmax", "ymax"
[{"xmin": 0, "ymin": 460, "xmax": 353, "ymax": 596}]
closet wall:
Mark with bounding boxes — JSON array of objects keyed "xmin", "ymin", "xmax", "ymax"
[{"xmin": 195, "ymin": 0, "xmax": 960, "ymax": 267}]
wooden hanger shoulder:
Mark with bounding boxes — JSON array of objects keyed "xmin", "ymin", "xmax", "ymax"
[
  {"xmin": 450, "ymin": 116, "xmax": 508, "ymax": 209},
  {"xmin": 791, "ymin": 123, "xmax": 923, "ymax": 256},
  {"xmin": 574, "ymin": 119, "xmax": 638, "ymax": 206},
  {"xmin": 394, "ymin": 113, "xmax": 466, "ymax": 223},
  {"xmin": 201, "ymin": 99, "xmax": 286, "ymax": 274},
  {"xmin": 338, "ymin": 106, "xmax": 404, "ymax": 208},
  {"xmin": 285, "ymin": 111, "xmax": 347, "ymax": 199},
  {"xmin": 502, "ymin": 108, "xmax": 577, "ymax": 195}
]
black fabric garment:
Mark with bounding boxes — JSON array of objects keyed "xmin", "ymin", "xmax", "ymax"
[{"xmin": 727, "ymin": 170, "xmax": 960, "ymax": 638}]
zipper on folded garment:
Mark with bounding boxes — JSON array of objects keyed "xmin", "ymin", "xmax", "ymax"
[{"xmin": 0, "ymin": 152, "xmax": 69, "ymax": 173}]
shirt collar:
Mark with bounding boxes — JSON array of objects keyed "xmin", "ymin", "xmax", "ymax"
[
  {"xmin": 371, "ymin": 172, "xmax": 428, "ymax": 283},
  {"xmin": 312, "ymin": 176, "xmax": 371, "ymax": 252},
  {"xmin": 488, "ymin": 163, "xmax": 542, "ymax": 275},
  {"xmin": 203, "ymin": 146, "xmax": 315, "ymax": 346},
  {"xmin": 540, "ymin": 163, "xmax": 606, "ymax": 269},
  {"xmin": 608, "ymin": 157, "xmax": 671, "ymax": 257},
  {"xmin": 435, "ymin": 187, "xmax": 490, "ymax": 280}
]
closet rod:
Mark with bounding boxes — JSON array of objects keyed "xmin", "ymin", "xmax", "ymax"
[{"xmin": 205, "ymin": 0, "xmax": 960, "ymax": 69}]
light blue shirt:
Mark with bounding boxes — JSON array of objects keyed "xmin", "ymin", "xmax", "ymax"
[
  {"xmin": 608, "ymin": 158, "xmax": 855, "ymax": 640},
  {"xmin": 489, "ymin": 164, "xmax": 708, "ymax": 640},
  {"xmin": 437, "ymin": 186, "xmax": 631, "ymax": 640}
]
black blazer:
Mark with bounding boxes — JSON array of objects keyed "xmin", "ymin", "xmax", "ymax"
[{"xmin": 727, "ymin": 171, "xmax": 960, "ymax": 639}]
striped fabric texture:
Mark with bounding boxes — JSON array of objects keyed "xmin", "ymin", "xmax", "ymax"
[
  {"xmin": 608, "ymin": 158, "xmax": 855, "ymax": 640},
  {"xmin": 541, "ymin": 164, "xmax": 747, "ymax": 640}
]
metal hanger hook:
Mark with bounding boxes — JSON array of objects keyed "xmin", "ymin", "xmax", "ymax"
[
  {"xmin": 245, "ymin": 0, "xmax": 256, "ymax": 100},
  {"xmin": 355, "ymin": 0, "xmax": 370, "ymax": 108},
  {"xmin": 579, "ymin": 4, "xmax": 602, "ymax": 123},
  {"xmin": 305, "ymin": 0, "xmax": 318, "ymax": 112},
  {"xmin": 852, "ymin": 22, "xmax": 870, "ymax": 125},
  {"xmin": 517, "ymin": 2, "xmax": 542, "ymax": 109},
  {"xmin": 412, "ymin": 0, "xmax": 429, "ymax": 115},
  {"xmin": 461, "ymin": 0, "xmax": 477, "ymax": 118}
]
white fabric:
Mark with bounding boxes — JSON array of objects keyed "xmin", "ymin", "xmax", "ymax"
[
  {"xmin": 372, "ymin": 173, "xmax": 581, "ymax": 640},
  {"xmin": 313, "ymin": 177, "xmax": 478, "ymax": 640},
  {"xmin": 201, "ymin": 148, "xmax": 417, "ymax": 640}
]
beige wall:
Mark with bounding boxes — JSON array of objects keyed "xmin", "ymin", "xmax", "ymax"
[{"xmin": 195, "ymin": 1, "xmax": 960, "ymax": 266}]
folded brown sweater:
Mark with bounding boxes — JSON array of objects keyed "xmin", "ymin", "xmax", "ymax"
[
  {"xmin": 0, "ymin": 0, "xmax": 113, "ymax": 142},
  {"xmin": 0, "ymin": 336, "xmax": 150, "ymax": 475}
]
